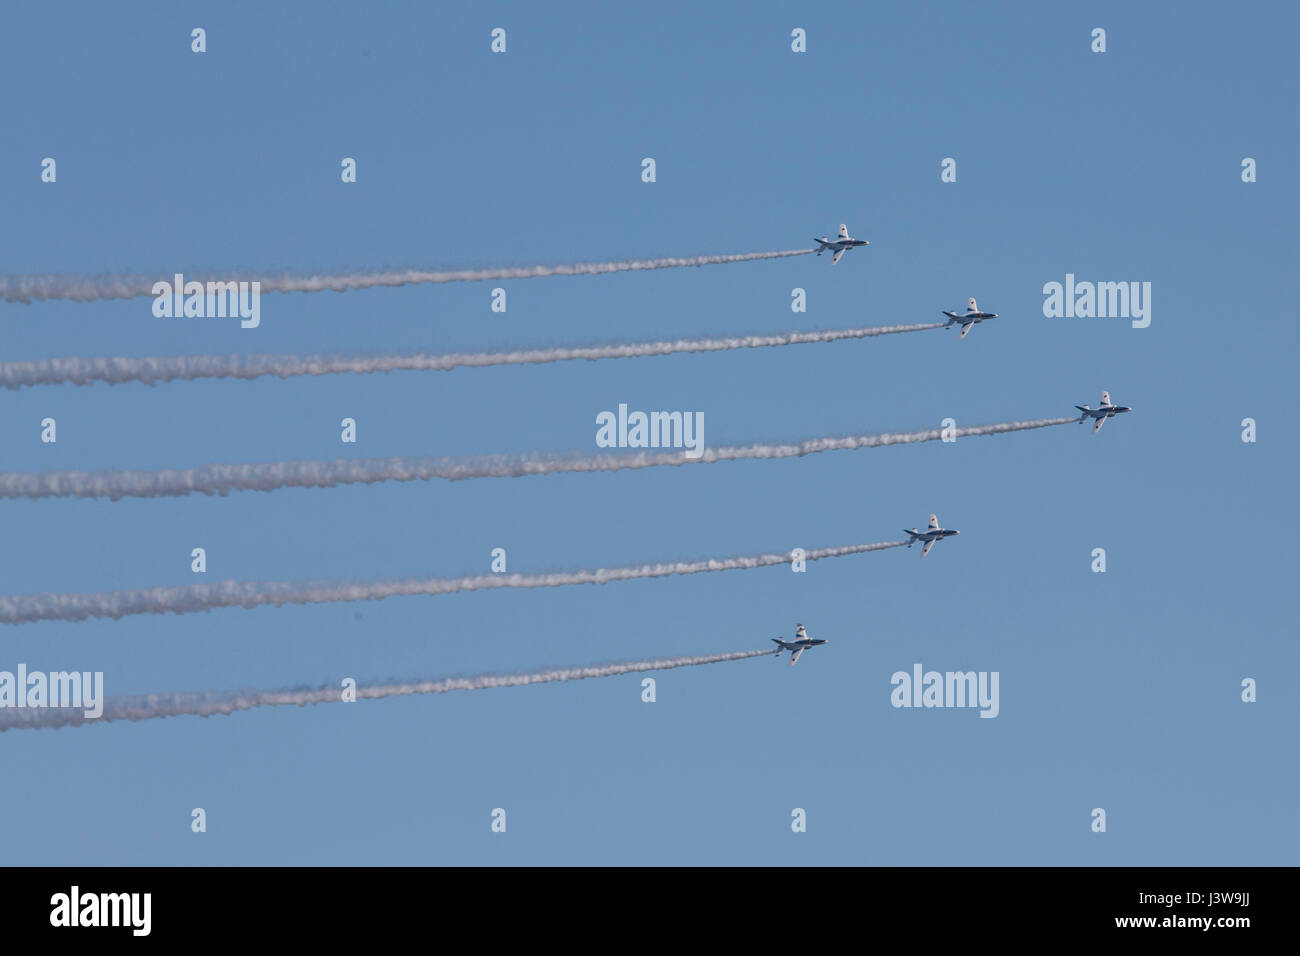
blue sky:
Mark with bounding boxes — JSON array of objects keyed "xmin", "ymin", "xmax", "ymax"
[{"xmin": 1, "ymin": 0, "xmax": 1296, "ymax": 864}]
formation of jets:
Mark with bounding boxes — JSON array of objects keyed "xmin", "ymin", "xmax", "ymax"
[
  {"xmin": 942, "ymin": 298, "xmax": 998, "ymax": 339},
  {"xmin": 813, "ymin": 223, "xmax": 869, "ymax": 265},
  {"xmin": 904, "ymin": 513, "xmax": 961, "ymax": 557},
  {"xmin": 1075, "ymin": 390, "xmax": 1132, "ymax": 434},
  {"xmin": 786, "ymin": 226, "xmax": 1133, "ymax": 670},
  {"xmin": 773, "ymin": 514, "xmax": 964, "ymax": 667},
  {"xmin": 771, "ymin": 624, "xmax": 829, "ymax": 667}
]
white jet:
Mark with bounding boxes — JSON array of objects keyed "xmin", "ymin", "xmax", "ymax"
[
  {"xmin": 771, "ymin": 624, "xmax": 830, "ymax": 667},
  {"xmin": 1074, "ymin": 390, "xmax": 1132, "ymax": 434},
  {"xmin": 813, "ymin": 223, "xmax": 869, "ymax": 265},
  {"xmin": 904, "ymin": 514, "xmax": 961, "ymax": 557},
  {"xmin": 942, "ymin": 297, "xmax": 999, "ymax": 339}
]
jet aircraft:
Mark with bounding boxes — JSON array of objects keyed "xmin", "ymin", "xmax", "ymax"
[
  {"xmin": 771, "ymin": 624, "xmax": 829, "ymax": 667},
  {"xmin": 904, "ymin": 514, "xmax": 961, "ymax": 557},
  {"xmin": 942, "ymin": 297, "xmax": 998, "ymax": 339},
  {"xmin": 813, "ymin": 223, "xmax": 869, "ymax": 265},
  {"xmin": 1075, "ymin": 390, "xmax": 1132, "ymax": 434}
]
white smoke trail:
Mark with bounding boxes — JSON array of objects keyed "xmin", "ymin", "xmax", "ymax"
[
  {"xmin": 0, "ymin": 541, "xmax": 902, "ymax": 625},
  {"xmin": 0, "ymin": 418, "xmax": 1077, "ymax": 501},
  {"xmin": 0, "ymin": 648, "xmax": 772, "ymax": 732},
  {"xmin": 0, "ymin": 322, "xmax": 944, "ymax": 389},
  {"xmin": 0, "ymin": 249, "xmax": 813, "ymax": 304}
]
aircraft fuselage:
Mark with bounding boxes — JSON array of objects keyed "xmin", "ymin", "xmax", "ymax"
[
  {"xmin": 815, "ymin": 238, "xmax": 868, "ymax": 252},
  {"xmin": 774, "ymin": 639, "xmax": 827, "ymax": 651}
]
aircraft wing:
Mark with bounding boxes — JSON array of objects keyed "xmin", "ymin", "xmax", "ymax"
[
  {"xmin": 830, "ymin": 248, "xmax": 845, "ymax": 266},
  {"xmin": 958, "ymin": 322, "xmax": 974, "ymax": 339},
  {"xmin": 921, "ymin": 538, "xmax": 936, "ymax": 557},
  {"xmin": 1092, "ymin": 416, "xmax": 1106, "ymax": 434},
  {"xmin": 788, "ymin": 646, "xmax": 805, "ymax": 667}
]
